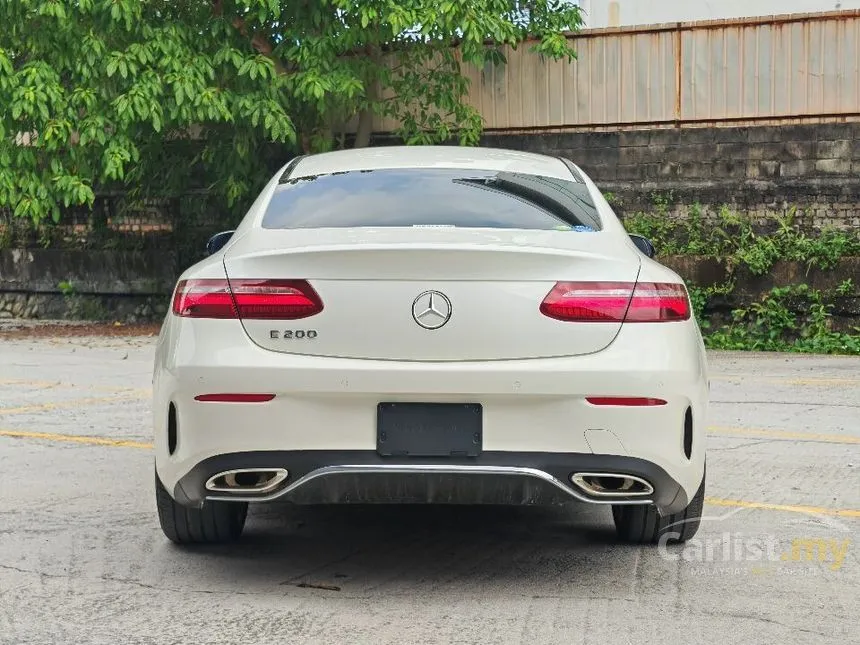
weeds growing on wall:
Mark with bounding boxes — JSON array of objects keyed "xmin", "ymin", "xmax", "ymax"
[
  {"xmin": 624, "ymin": 199, "xmax": 860, "ymax": 355},
  {"xmin": 57, "ymin": 280, "xmax": 110, "ymax": 321},
  {"xmin": 694, "ymin": 282, "xmax": 860, "ymax": 355},
  {"xmin": 624, "ymin": 203, "xmax": 860, "ymax": 275}
]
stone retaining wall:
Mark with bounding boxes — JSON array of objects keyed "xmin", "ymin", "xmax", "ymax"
[
  {"xmin": 0, "ymin": 249, "xmax": 857, "ymax": 326},
  {"xmin": 480, "ymin": 122, "xmax": 860, "ymax": 231}
]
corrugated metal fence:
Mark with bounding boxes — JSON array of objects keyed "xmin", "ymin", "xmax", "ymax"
[{"xmin": 372, "ymin": 10, "xmax": 860, "ymax": 132}]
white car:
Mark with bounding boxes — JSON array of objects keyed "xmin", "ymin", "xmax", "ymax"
[{"xmin": 153, "ymin": 146, "xmax": 708, "ymax": 546}]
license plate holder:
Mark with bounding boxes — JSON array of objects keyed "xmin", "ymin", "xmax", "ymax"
[{"xmin": 376, "ymin": 403, "xmax": 483, "ymax": 457}]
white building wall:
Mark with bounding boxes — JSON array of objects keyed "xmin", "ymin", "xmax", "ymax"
[{"xmin": 579, "ymin": 0, "xmax": 858, "ymax": 28}]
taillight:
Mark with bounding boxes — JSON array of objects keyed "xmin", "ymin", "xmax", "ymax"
[
  {"xmin": 172, "ymin": 279, "xmax": 235, "ymax": 319},
  {"xmin": 194, "ymin": 393, "xmax": 275, "ymax": 403},
  {"xmin": 586, "ymin": 397, "xmax": 668, "ymax": 406},
  {"xmin": 540, "ymin": 282, "xmax": 634, "ymax": 322},
  {"xmin": 172, "ymin": 279, "xmax": 323, "ymax": 320},
  {"xmin": 540, "ymin": 281, "xmax": 689, "ymax": 323},
  {"xmin": 623, "ymin": 282, "xmax": 690, "ymax": 322}
]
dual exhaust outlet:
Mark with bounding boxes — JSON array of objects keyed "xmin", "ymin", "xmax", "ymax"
[
  {"xmin": 203, "ymin": 467, "xmax": 653, "ymax": 501},
  {"xmin": 205, "ymin": 468, "xmax": 289, "ymax": 495},
  {"xmin": 570, "ymin": 472, "xmax": 653, "ymax": 498}
]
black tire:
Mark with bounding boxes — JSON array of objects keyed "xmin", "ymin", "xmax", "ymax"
[
  {"xmin": 612, "ymin": 468, "xmax": 705, "ymax": 545},
  {"xmin": 155, "ymin": 472, "xmax": 248, "ymax": 544}
]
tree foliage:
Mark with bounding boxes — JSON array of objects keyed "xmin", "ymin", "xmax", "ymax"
[{"xmin": 0, "ymin": 0, "xmax": 582, "ymax": 223}]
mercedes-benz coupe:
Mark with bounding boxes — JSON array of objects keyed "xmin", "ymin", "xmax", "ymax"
[{"xmin": 153, "ymin": 146, "xmax": 708, "ymax": 546}]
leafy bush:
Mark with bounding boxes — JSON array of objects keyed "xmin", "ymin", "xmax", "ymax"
[
  {"xmin": 0, "ymin": 1, "xmax": 584, "ymax": 226},
  {"xmin": 624, "ymin": 205, "xmax": 859, "ymax": 354},
  {"xmin": 706, "ymin": 283, "xmax": 860, "ymax": 355},
  {"xmin": 624, "ymin": 206, "xmax": 860, "ymax": 275}
]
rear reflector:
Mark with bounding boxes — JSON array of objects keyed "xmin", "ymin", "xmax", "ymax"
[
  {"xmin": 586, "ymin": 397, "xmax": 668, "ymax": 406},
  {"xmin": 540, "ymin": 281, "xmax": 689, "ymax": 323},
  {"xmin": 172, "ymin": 279, "xmax": 323, "ymax": 320},
  {"xmin": 194, "ymin": 394, "xmax": 275, "ymax": 403}
]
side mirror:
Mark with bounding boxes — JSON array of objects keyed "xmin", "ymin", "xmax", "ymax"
[
  {"xmin": 206, "ymin": 230, "xmax": 235, "ymax": 256},
  {"xmin": 629, "ymin": 234, "xmax": 656, "ymax": 258}
]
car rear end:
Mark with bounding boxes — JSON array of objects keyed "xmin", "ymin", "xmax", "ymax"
[{"xmin": 153, "ymin": 148, "xmax": 708, "ymax": 539}]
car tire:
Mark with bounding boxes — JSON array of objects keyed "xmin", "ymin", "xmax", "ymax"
[
  {"xmin": 612, "ymin": 468, "xmax": 705, "ymax": 545},
  {"xmin": 155, "ymin": 471, "xmax": 248, "ymax": 544}
]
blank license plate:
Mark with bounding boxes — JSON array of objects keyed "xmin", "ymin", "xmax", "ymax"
[{"xmin": 376, "ymin": 403, "xmax": 482, "ymax": 457}]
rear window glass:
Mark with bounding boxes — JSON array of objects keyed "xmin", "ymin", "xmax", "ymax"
[{"xmin": 261, "ymin": 168, "xmax": 601, "ymax": 231}]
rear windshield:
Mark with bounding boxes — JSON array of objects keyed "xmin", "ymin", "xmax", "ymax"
[{"xmin": 261, "ymin": 168, "xmax": 601, "ymax": 231}]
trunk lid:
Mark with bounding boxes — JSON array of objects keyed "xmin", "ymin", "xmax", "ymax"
[{"xmin": 223, "ymin": 228, "xmax": 640, "ymax": 361}]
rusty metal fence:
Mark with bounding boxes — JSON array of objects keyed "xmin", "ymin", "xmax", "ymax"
[{"xmin": 371, "ymin": 9, "xmax": 860, "ymax": 132}]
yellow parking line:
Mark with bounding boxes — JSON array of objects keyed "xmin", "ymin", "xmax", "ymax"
[
  {"xmin": 708, "ymin": 425, "xmax": 860, "ymax": 445},
  {"xmin": 0, "ymin": 429, "xmax": 153, "ymax": 449},
  {"xmin": 783, "ymin": 378, "xmax": 860, "ymax": 386},
  {"xmin": 0, "ymin": 379, "xmax": 150, "ymax": 395},
  {"xmin": 0, "ymin": 393, "xmax": 145, "ymax": 416},
  {"xmin": 2, "ymin": 427, "xmax": 857, "ymax": 520},
  {"xmin": 0, "ymin": 379, "xmax": 61, "ymax": 388},
  {"xmin": 711, "ymin": 375, "xmax": 860, "ymax": 386},
  {"xmin": 706, "ymin": 497, "xmax": 860, "ymax": 519}
]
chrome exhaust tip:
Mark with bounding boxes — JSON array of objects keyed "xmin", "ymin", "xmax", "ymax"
[
  {"xmin": 205, "ymin": 468, "xmax": 289, "ymax": 494},
  {"xmin": 570, "ymin": 472, "xmax": 654, "ymax": 497}
]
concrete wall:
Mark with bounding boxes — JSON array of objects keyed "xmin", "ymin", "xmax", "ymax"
[
  {"xmin": 0, "ymin": 248, "xmax": 175, "ymax": 295},
  {"xmin": 2, "ymin": 120, "xmax": 858, "ymax": 322},
  {"xmin": 581, "ymin": 0, "xmax": 859, "ymax": 28},
  {"xmin": 0, "ymin": 249, "xmax": 175, "ymax": 322},
  {"xmin": 482, "ymin": 121, "xmax": 860, "ymax": 230},
  {"xmin": 1, "ymin": 249, "xmax": 857, "ymax": 326}
]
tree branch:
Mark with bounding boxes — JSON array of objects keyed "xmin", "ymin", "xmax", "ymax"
[
  {"xmin": 353, "ymin": 45, "xmax": 380, "ymax": 148},
  {"xmin": 211, "ymin": 1, "xmax": 290, "ymax": 75}
]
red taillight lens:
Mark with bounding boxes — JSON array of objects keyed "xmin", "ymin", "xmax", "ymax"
[
  {"xmin": 230, "ymin": 279, "xmax": 323, "ymax": 320},
  {"xmin": 172, "ymin": 279, "xmax": 236, "ymax": 318},
  {"xmin": 194, "ymin": 393, "xmax": 275, "ymax": 403},
  {"xmin": 540, "ymin": 281, "xmax": 689, "ymax": 323},
  {"xmin": 623, "ymin": 282, "xmax": 690, "ymax": 322},
  {"xmin": 586, "ymin": 397, "xmax": 668, "ymax": 406},
  {"xmin": 540, "ymin": 282, "xmax": 634, "ymax": 322},
  {"xmin": 172, "ymin": 279, "xmax": 323, "ymax": 320}
]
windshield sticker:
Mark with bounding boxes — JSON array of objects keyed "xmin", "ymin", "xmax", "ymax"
[{"xmin": 554, "ymin": 224, "xmax": 595, "ymax": 232}]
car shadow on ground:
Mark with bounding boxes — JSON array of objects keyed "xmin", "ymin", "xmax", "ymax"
[{"xmin": 158, "ymin": 502, "xmax": 654, "ymax": 592}]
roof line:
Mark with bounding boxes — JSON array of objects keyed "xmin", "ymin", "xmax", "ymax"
[{"xmin": 277, "ymin": 156, "xmax": 305, "ymax": 183}]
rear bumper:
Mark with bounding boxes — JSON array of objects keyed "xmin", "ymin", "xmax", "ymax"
[
  {"xmin": 153, "ymin": 317, "xmax": 709, "ymax": 510},
  {"xmin": 173, "ymin": 450, "xmax": 689, "ymax": 514}
]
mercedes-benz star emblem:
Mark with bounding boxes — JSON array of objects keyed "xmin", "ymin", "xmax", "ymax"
[{"xmin": 411, "ymin": 290, "xmax": 452, "ymax": 330}]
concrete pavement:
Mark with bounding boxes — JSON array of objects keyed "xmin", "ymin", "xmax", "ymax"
[{"xmin": 0, "ymin": 335, "xmax": 857, "ymax": 644}]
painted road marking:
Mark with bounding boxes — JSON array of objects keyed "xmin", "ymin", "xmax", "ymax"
[
  {"xmin": 3, "ymin": 391, "xmax": 857, "ymax": 447},
  {"xmin": 705, "ymin": 498, "xmax": 860, "ymax": 519},
  {"xmin": 708, "ymin": 425, "xmax": 860, "ymax": 445},
  {"xmin": 2, "ymin": 379, "xmax": 857, "ymax": 445},
  {"xmin": 0, "ymin": 392, "xmax": 147, "ymax": 415},
  {"xmin": 2, "ymin": 424, "xmax": 854, "ymax": 446},
  {"xmin": 1, "ymin": 429, "xmax": 858, "ymax": 520},
  {"xmin": 0, "ymin": 429, "xmax": 153, "ymax": 449},
  {"xmin": 0, "ymin": 379, "xmax": 150, "ymax": 395},
  {"xmin": 711, "ymin": 375, "xmax": 860, "ymax": 386},
  {"xmin": 1, "ymin": 420, "xmax": 856, "ymax": 448},
  {"xmin": 0, "ymin": 379, "xmax": 62, "ymax": 388}
]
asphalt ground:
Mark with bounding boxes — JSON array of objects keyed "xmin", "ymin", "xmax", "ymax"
[{"xmin": 0, "ymin": 331, "xmax": 857, "ymax": 644}]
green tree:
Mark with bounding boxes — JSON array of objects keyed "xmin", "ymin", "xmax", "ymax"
[{"xmin": 0, "ymin": 0, "xmax": 582, "ymax": 223}]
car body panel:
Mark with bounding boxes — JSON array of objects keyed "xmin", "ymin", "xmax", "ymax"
[
  {"xmin": 154, "ymin": 146, "xmax": 708, "ymax": 516},
  {"xmin": 222, "ymin": 227, "xmax": 642, "ymax": 360},
  {"xmin": 153, "ymin": 316, "xmax": 708, "ymax": 508},
  {"xmin": 288, "ymin": 146, "xmax": 577, "ymax": 181}
]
